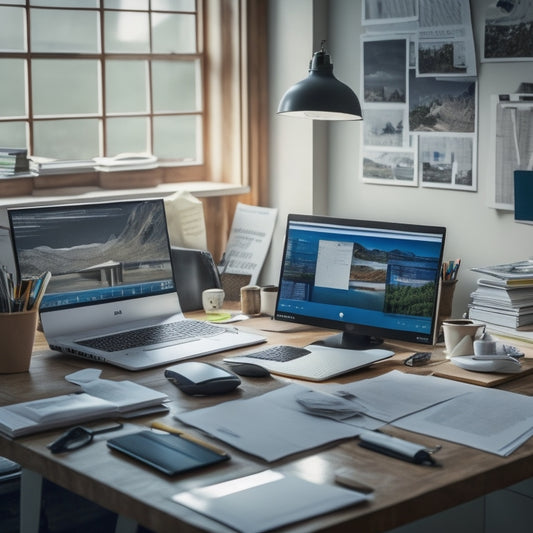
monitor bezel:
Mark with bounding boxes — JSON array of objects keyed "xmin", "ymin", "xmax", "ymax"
[{"xmin": 274, "ymin": 213, "xmax": 446, "ymax": 348}]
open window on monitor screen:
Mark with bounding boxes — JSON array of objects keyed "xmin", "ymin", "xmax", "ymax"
[{"xmin": 274, "ymin": 214, "xmax": 446, "ymax": 349}]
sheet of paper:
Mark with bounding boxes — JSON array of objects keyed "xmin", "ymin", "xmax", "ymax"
[
  {"xmin": 164, "ymin": 190, "xmax": 207, "ymax": 250},
  {"xmin": 172, "ymin": 469, "xmax": 369, "ymax": 533},
  {"xmin": 219, "ymin": 203, "xmax": 277, "ymax": 284},
  {"xmin": 175, "ymin": 384, "xmax": 361, "ymax": 462},
  {"xmin": 322, "ymin": 370, "xmax": 475, "ymax": 423},
  {"xmin": 393, "ymin": 386, "xmax": 533, "ymax": 456}
]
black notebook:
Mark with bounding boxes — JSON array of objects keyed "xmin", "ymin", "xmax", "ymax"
[{"xmin": 107, "ymin": 430, "xmax": 229, "ymax": 475}]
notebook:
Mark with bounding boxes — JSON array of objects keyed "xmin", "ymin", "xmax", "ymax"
[
  {"xmin": 224, "ymin": 344, "xmax": 393, "ymax": 382},
  {"xmin": 8, "ymin": 199, "xmax": 265, "ymax": 371}
]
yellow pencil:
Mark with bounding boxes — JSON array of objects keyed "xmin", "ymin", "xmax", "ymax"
[{"xmin": 150, "ymin": 421, "xmax": 228, "ymax": 457}]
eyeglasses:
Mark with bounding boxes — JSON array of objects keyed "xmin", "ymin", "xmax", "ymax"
[
  {"xmin": 48, "ymin": 423, "xmax": 123, "ymax": 454},
  {"xmin": 403, "ymin": 352, "xmax": 432, "ymax": 367}
]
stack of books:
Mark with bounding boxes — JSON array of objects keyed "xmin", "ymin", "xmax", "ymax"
[
  {"xmin": 469, "ymin": 260, "xmax": 533, "ymax": 330},
  {"xmin": 0, "ymin": 148, "xmax": 29, "ymax": 176}
]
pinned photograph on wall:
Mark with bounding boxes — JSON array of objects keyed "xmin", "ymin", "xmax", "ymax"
[
  {"xmin": 362, "ymin": 146, "xmax": 417, "ymax": 187},
  {"xmin": 363, "ymin": 37, "xmax": 407, "ymax": 104},
  {"xmin": 363, "ymin": 106, "xmax": 408, "ymax": 148},
  {"xmin": 419, "ymin": 134, "xmax": 476, "ymax": 191},
  {"xmin": 483, "ymin": 1, "xmax": 533, "ymax": 62},
  {"xmin": 409, "ymin": 72, "xmax": 476, "ymax": 133}
]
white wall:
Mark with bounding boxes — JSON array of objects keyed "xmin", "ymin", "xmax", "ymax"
[{"xmin": 266, "ymin": 0, "xmax": 533, "ymax": 318}]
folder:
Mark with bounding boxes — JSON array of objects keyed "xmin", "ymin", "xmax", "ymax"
[{"xmin": 107, "ymin": 430, "xmax": 229, "ymax": 475}]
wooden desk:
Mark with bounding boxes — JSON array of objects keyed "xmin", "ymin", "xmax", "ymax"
[{"xmin": 1, "ymin": 315, "xmax": 533, "ymax": 533}]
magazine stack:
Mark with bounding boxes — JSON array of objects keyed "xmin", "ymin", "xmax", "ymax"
[{"xmin": 469, "ymin": 260, "xmax": 533, "ymax": 336}]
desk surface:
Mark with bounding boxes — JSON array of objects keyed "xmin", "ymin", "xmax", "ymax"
[{"xmin": 1, "ymin": 314, "xmax": 533, "ymax": 533}]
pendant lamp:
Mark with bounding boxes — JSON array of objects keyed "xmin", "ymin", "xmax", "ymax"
[{"xmin": 277, "ymin": 41, "xmax": 363, "ymax": 121}]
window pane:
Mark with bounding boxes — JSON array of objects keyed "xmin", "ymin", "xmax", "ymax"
[
  {"xmin": 152, "ymin": 13, "xmax": 196, "ymax": 53},
  {"xmin": 106, "ymin": 117, "xmax": 149, "ymax": 155},
  {"xmin": 31, "ymin": 1, "xmax": 98, "ymax": 7},
  {"xmin": 33, "ymin": 119, "xmax": 99, "ymax": 159},
  {"xmin": 0, "ymin": 7, "xmax": 26, "ymax": 52},
  {"xmin": 104, "ymin": 11, "xmax": 149, "ymax": 53},
  {"xmin": 153, "ymin": 115, "xmax": 199, "ymax": 160},
  {"xmin": 152, "ymin": 60, "xmax": 199, "ymax": 113},
  {"xmin": 30, "ymin": 9, "xmax": 99, "ymax": 53},
  {"xmin": 152, "ymin": 0, "xmax": 196, "ymax": 11},
  {"xmin": 105, "ymin": 60, "xmax": 148, "ymax": 114},
  {"xmin": 0, "ymin": 59, "xmax": 26, "ymax": 117},
  {"xmin": 104, "ymin": 0, "xmax": 149, "ymax": 9},
  {"xmin": 0, "ymin": 122, "xmax": 27, "ymax": 149},
  {"xmin": 32, "ymin": 60, "xmax": 100, "ymax": 116}
]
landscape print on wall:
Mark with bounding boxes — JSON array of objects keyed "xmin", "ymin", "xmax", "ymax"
[
  {"xmin": 363, "ymin": 38, "xmax": 407, "ymax": 103},
  {"xmin": 409, "ymin": 72, "xmax": 476, "ymax": 133}
]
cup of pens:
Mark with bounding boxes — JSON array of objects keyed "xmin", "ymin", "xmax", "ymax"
[
  {"xmin": 0, "ymin": 270, "xmax": 50, "ymax": 373},
  {"xmin": 0, "ymin": 309, "xmax": 39, "ymax": 373},
  {"xmin": 436, "ymin": 259, "xmax": 461, "ymax": 340}
]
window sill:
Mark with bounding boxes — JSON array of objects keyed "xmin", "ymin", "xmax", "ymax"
[{"xmin": 0, "ymin": 181, "xmax": 250, "ymax": 208}]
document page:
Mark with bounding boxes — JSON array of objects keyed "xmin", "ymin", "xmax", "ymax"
[
  {"xmin": 220, "ymin": 203, "xmax": 277, "ymax": 284},
  {"xmin": 324, "ymin": 370, "xmax": 475, "ymax": 423},
  {"xmin": 393, "ymin": 386, "xmax": 533, "ymax": 456},
  {"xmin": 172, "ymin": 470, "xmax": 369, "ymax": 533},
  {"xmin": 175, "ymin": 384, "xmax": 361, "ymax": 461}
]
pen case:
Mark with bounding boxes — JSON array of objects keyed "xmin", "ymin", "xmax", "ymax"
[
  {"xmin": 358, "ymin": 430, "xmax": 440, "ymax": 467},
  {"xmin": 107, "ymin": 430, "xmax": 230, "ymax": 475}
]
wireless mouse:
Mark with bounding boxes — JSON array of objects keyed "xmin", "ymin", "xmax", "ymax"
[{"xmin": 164, "ymin": 362, "xmax": 241, "ymax": 396}]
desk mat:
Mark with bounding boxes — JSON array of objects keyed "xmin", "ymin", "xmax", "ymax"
[{"xmin": 433, "ymin": 357, "xmax": 533, "ymax": 387}]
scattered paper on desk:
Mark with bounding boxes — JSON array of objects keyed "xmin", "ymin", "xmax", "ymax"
[
  {"xmin": 172, "ymin": 469, "xmax": 369, "ymax": 533},
  {"xmin": 323, "ymin": 370, "xmax": 476, "ymax": 424},
  {"xmin": 175, "ymin": 384, "xmax": 361, "ymax": 461},
  {"xmin": 219, "ymin": 203, "xmax": 277, "ymax": 284},
  {"xmin": 393, "ymin": 386, "xmax": 533, "ymax": 456}
]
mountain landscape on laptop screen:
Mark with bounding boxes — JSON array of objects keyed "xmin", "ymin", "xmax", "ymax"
[{"xmin": 10, "ymin": 201, "xmax": 175, "ymax": 311}]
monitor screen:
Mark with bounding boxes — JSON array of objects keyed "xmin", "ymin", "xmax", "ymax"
[
  {"xmin": 275, "ymin": 214, "xmax": 446, "ymax": 349},
  {"xmin": 8, "ymin": 199, "xmax": 175, "ymax": 312}
]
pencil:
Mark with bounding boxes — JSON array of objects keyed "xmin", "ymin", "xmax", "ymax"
[{"xmin": 150, "ymin": 421, "xmax": 229, "ymax": 457}]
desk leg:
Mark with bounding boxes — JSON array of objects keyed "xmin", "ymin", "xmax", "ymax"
[
  {"xmin": 20, "ymin": 468, "xmax": 43, "ymax": 533},
  {"xmin": 115, "ymin": 514, "xmax": 138, "ymax": 533}
]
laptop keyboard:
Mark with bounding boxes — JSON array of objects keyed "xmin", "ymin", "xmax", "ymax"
[
  {"xmin": 245, "ymin": 345, "xmax": 311, "ymax": 362},
  {"xmin": 77, "ymin": 320, "xmax": 224, "ymax": 352}
]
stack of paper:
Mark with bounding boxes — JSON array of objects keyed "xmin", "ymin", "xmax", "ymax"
[{"xmin": 0, "ymin": 377, "xmax": 168, "ymax": 438}]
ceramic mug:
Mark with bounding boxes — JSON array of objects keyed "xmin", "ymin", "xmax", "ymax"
[
  {"xmin": 202, "ymin": 288, "xmax": 225, "ymax": 313},
  {"xmin": 260, "ymin": 285, "xmax": 278, "ymax": 316},
  {"xmin": 442, "ymin": 319, "xmax": 486, "ymax": 358}
]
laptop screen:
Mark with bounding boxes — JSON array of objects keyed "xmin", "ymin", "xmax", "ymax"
[{"xmin": 9, "ymin": 199, "xmax": 175, "ymax": 311}]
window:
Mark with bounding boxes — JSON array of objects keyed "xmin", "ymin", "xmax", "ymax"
[{"xmin": 0, "ymin": 0, "xmax": 268, "ymax": 199}]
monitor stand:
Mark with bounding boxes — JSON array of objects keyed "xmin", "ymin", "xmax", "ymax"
[{"xmin": 312, "ymin": 331, "xmax": 384, "ymax": 350}]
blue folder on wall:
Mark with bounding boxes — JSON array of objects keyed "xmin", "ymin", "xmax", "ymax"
[{"xmin": 514, "ymin": 170, "xmax": 533, "ymax": 223}]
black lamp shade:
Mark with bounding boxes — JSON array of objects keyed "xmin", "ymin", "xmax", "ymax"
[{"xmin": 277, "ymin": 48, "xmax": 362, "ymax": 121}]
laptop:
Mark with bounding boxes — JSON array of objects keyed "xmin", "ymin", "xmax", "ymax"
[{"xmin": 8, "ymin": 199, "xmax": 265, "ymax": 371}]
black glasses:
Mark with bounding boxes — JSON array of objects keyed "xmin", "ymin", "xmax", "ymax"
[
  {"xmin": 403, "ymin": 351, "xmax": 432, "ymax": 367},
  {"xmin": 48, "ymin": 423, "xmax": 123, "ymax": 454}
]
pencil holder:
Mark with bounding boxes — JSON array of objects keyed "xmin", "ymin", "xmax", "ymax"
[
  {"xmin": 0, "ymin": 309, "xmax": 38, "ymax": 373},
  {"xmin": 436, "ymin": 279, "xmax": 457, "ymax": 339}
]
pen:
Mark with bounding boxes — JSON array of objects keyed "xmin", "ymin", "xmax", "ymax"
[{"xmin": 150, "ymin": 421, "xmax": 229, "ymax": 457}]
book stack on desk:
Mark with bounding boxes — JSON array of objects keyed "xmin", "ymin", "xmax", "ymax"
[{"xmin": 469, "ymin": 260, "xmax": 533, "ymax": 330}]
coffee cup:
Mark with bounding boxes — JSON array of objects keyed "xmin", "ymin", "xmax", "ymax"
[
  {"xmin": 260, "ymin": 285, "xmax": 278, "ymax": 316},
  {"xmin": 202, "ymin": 288, "xmax": 225, "ymax": 313},
  {"xmin": 442, "ymin": 319, "xmax": 486, "ymax": 358}
]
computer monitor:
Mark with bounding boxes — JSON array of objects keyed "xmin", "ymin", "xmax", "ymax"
[{"xmin": 275, "ymin": 214, "xmax": 446, "ymax": 349}]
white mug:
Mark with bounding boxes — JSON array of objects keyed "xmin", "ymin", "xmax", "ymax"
[
  {"xmin": 260, "ymin": 285, "xmax": 278, "ymax": 316},
  {"xmin": 202, "ymin": 288, "xmax": 225, "ymax": 313}
]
